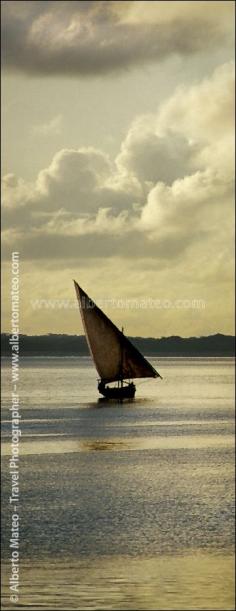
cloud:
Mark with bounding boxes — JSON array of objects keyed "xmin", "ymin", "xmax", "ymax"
[
  {"xmin": 139, "ymin": 61, "xmax": 234, "ymax": 237},
  {"xmin": 2, "ymin": 62, "xmax": 234, "ymax": 273},
  {"xmin": 157, "ymin": 61, "xmax": 235, "ymax": 173},
  {"xmin": 140, "ymin": 168, "xmax": 233, "ymax": 242},
  {"xmin": 120, "ymin": 1, "xmax": 234, "ymax": 27},
  {"xmin": 32, "ymin": 114, "xmax": 63, "ymax": 136},
  {"xmin": 1, "ymin": 1, "xmax": 233, "ymax": 77},
  {"xmin": 2, "ymin": 146, "xmax": 141, "ymax": 234},
  {"xmin": 116, "ymin": 115, "xmax": 198, "ymax": 186}
]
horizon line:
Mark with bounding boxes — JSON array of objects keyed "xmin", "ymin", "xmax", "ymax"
[{"xmin": 1, "ymin": 332, "xmax": 235, "ymax": 339}]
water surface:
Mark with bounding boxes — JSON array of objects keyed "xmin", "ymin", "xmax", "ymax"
[{"xmin": 1, "ymin": 357, "xmax": 235, "ymax": 609}]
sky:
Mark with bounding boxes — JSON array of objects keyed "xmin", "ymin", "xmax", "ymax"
[{"xmin": 2, "ymin": 0, "xmax": 235, "ymax": 337}]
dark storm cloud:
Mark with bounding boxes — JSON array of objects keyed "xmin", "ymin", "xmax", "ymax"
[{"xmin": 1, "ymin": 1, "xmax": 227, "ymax": 77}]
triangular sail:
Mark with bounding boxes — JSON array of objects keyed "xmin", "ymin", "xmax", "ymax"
[{"xmin": 74, "ymin": 281, "xmax": 161, "ymax": 383}]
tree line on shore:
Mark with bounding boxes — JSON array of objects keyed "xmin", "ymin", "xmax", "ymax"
[{"xmin": 1, "ymin": 333, "xmax": 235, "ymax": 356}]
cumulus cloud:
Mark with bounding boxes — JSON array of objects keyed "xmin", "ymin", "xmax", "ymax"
[
  {"xmin": 2, "ymin": 146, "xmax": 141, "ymax": 236},
  {"xmin": 1, "ymin": 0, "xmax": 233, "ymax": 77},
  {"xmin": 140, "ymin": 168, "xmax": 232, "ymax": 240},
  {"xmin": 139, "ymin": 61, "xmax": 234, "ymax": 237},
  {"xmin": 157, "ymin": 61, "xmax": 235, "ymax": 173},
  {"xmin": 2, "ymin": 62, "xmax": 234, "ymax": 270},
  {"xmin": 116, "ymin": 116, "xmax": 198, "ymax": 186}
]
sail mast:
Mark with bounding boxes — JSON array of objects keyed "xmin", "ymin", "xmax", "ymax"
[{"xmin": 121, "ymin": 326, "xmax": 124, "ymax": 390}]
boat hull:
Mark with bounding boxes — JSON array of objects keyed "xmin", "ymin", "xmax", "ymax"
[{"xmin": 98, "ymin": 382, "xmax": 136, "ymax": 400}]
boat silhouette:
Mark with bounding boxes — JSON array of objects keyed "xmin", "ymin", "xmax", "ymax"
[{"xmin": 74, "ymin": 281, "xmax": 162, "ymax": 400}]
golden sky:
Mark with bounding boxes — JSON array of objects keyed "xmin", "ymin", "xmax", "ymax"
[{"xmin": 2, "ymin": 1, "xmax": 235, "ymax": 336}]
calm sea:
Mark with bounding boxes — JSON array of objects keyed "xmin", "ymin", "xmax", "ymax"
[{"xmin": 1, "ymin": 357, "xmax": 235, "ymax": 610}]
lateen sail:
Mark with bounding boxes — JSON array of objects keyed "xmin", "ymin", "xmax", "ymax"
[{"xmin": 74, "ymin": 281, "xmax": 161, "ymax": 382}]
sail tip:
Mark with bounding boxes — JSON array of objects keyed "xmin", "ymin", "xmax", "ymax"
[{"xmin": 73, "ymin": 279, "xmax": 81, "ymax": 292}]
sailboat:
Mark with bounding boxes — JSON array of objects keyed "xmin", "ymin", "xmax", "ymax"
[{"xmin": 74, "ymin": 281, "xmax": 162, "ymax": 400}]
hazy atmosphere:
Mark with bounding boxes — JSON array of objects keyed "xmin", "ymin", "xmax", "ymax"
[
  {"xmin": 1, "ymin": 6, "xmax": 235, "ymax": 610},
  {"xmin": 2, "ymin": 0, "xmax": 235, "ymax": 336}
]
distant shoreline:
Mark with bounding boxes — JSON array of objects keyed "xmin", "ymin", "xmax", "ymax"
[
  {"xmin": 1, "ymin": 355, "xmax": 235, "ymax": 359},
  {"xmin": 1, "ymin": 333, "xmax": 235, "ymax": 357}
]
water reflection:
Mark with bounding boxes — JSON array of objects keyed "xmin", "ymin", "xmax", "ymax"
[
  {"xmin": 1, "ymin": 433, "xmax": 234, "ymax": 456},
  {"xmin": 82, "ymin": 440, "xmax": 125, "ymax": 451},
  {"xmin": 97, "ymin": 397, "xmax": 136, "ymax": 407},
  {"xmin": 1, "ymin": 357, "xmax": 234, "ymax": 610},
  {"xmin": 1, "ymin": 554, "xmax": 235, "ymax": 610}
]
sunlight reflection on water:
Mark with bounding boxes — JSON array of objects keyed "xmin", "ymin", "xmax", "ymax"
[
  {"xmin": 1, "ymin": 357, "xmax": 235, "ymax": 610},
  {"xmin": 1, "ymin": 554, "xmax": 235, "ymax": 610}
]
